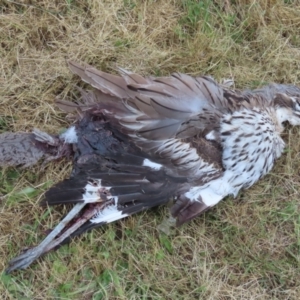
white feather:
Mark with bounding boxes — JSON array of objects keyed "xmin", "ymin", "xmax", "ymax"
[
  {"xmin": 205, "ymin": 130, "xmax": 217, "ymax": 141},
  {"xmin": 82, "ymin": 179, "xmax": 119, "ymax": 204},
  {"xmin": 82, "ymin": 180, "xmax": 102, "ymax": 203},
  {"xmin": 142, "ymin": 159, "xmax": 162, "ymax": 170},
  {"xmin": 184, "ymin": 177, "xmax": 231, "ymax": 207},
  {"xmin": 90, "ymin": 204, "xmax": 128, "ymax": 224},
  {"xmin": 60, "ymin": 126, "xmax": 78, "ymax": 143}
]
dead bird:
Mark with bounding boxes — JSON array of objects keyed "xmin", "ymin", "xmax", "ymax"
[{"xmin": 2, "ymin": 60, "xmax": 300, "ymax": 273}]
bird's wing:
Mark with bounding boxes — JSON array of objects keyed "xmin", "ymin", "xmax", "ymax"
[
  {"xmin": 56, "ymin": 61, "xmax": 226, "ymax": 180},
  {"xmin": 43, "ymin": 112, "xmax": 223, "ymax": 234},
  {"xmin": 64, "ymin": 60, "xmax": 229, "ymax": 139}
]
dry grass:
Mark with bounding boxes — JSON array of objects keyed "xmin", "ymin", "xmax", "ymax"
[{"xmin": 1, "ymin": 0, "xmax": 300, "ymax": 299}]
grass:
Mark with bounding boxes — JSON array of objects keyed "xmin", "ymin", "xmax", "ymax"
[{"xmin": 1, "ymin": 0, "xmax": 300, "ymax": 298}]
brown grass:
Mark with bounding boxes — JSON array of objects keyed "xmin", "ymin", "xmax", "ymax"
[{"xmin": 1, "ymin": 0, "xmax": 300, "ymax": 299}]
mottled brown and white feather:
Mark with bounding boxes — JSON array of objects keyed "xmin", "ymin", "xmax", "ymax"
[{"xmin": 63, "ymin": 61, "xmax": 230, "ymax": 181}]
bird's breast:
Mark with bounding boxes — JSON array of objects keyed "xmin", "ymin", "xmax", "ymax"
[{"xmin": 220, "ymin": 107, "xmax": 285, "ymax": 193}]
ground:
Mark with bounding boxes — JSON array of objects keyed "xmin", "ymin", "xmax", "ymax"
[{"xmin": 1, "ymin": 0, "xmax": 300, "ymax": 299}]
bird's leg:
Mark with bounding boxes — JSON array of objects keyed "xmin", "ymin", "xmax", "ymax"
[
  {"xmin": 6, "ymin": 202, "xmax": 86, "ymax": 273},
  {"xmin": 43, "ymin": 203, "xmax": 103, "ymax": 253}
]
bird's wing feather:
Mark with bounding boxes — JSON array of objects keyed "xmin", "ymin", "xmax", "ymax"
[
  {"xmin": 62, "ymin": 61, "xmax": 225, "ymax": 180},
  {"xmin": 66, "ymin": 60, "xmax": 228, "ymax": 139}
]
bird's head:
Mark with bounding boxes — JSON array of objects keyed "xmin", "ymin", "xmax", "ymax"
[{"xmin": 274, "ymin": 93, "xmax": 300, "ymax": 126}]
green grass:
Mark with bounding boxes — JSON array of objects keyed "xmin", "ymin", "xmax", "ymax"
[{"xmin": 1, "ymin": 0, "xmax": 300, "ymax": 299}]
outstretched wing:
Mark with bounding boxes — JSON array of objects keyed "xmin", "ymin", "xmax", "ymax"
[
  {"xmin": 66, "ymin": 60, "xmax": 228, "ymax": 139},
  {"xmin": 57, "ymin": 61, "xmax": 225, "ymax": 181}
]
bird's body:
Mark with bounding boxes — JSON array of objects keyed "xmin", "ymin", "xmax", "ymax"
[{"xmin": 2, "ymin": 61, "xmax": 300, "ymax": 272}]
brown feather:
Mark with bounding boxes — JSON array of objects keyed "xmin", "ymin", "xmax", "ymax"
[
  {"xmin": 170, "ymin": 196, "xmax": 210, "ymax": 226},
  {"xmin": 66, "ymin": 60, "xmax": 227, "ymax": 181}
]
